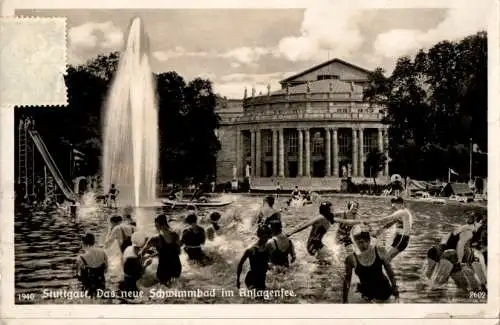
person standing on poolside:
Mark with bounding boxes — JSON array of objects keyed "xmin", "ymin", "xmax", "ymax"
[{"xmin": 343, "ymin": 225, "xmax": 399, "ymax": 303}]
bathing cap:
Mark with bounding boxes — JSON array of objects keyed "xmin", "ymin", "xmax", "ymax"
[
  {"xmin": 391, "ymin": 197, "xmax": 404, "ymax": 204},
  {"xmin": 131, "ymin": 232, "xmax": 147, "ymax": 247},
  {"xmin": 209, "ymin": 211, "xmax": 221, "ymax": 222},
  {"xmin": 319, "ymin": 201, "xmax": 332, "ymax": 216}
]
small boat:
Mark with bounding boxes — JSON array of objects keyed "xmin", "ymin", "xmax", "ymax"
[{"xmin": 161, "ymin": 198, "xmax": 233, "ymax": 208}]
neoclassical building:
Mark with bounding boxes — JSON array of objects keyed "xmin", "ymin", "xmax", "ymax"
[{"xmin": 215, "ymin": 58, "xmax": 389, "ymax": 190}]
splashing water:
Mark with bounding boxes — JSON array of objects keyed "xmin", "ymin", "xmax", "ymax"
[{"xmin": 102, "ymin": 17, "xmax": 159, "ymax": 207}]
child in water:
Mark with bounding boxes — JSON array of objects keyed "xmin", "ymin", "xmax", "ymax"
[{"xmin": 75, "ymin": 233, "xmax": 108, "ymax": 297}]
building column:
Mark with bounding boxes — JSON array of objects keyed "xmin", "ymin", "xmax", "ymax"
[
  {"xmin": 358, "ymin": 128, "xmax": 364, "ymax": 177},
  {"xmin": 278, "ymin": 128, "xmax": 285, "ymax": 177},
  {"xmin": 384, "ymin": 128, "xmax": 390, "ymax": 176},
  {"xmin": 250, "ymin": 130, "xmax": 256, "ymax": 177},
  {"xmin": 378, "ymin": 128, "xmax": 384, "ymax": 176},
  {"xmin": 255, "ymin": 129, "xmax": 261, "ymax": 177},
  {"xmin": 272, "ymin": 129, "xmax": 278, "ymax": 177},
  {"xmin": 352, "ymin": 128, "xmax": 358, "ymax": 177},
  {"xmin": 305, "ymin": 128, "xmax": 311, "ymax": 177},
  {"xmin": 298, "ymin": 128, "xmax": 304, "ymax": 177},
  {"xmin": 325, "ymin": 128, "xmax": 331, "ymax": 176},
  {"xmin": 332, "ymin": 128, "xmax": 339, "ymax": 176},
  {"xmin": 236, "ymin": 128, "xmax": 241, "ymax": 178}
]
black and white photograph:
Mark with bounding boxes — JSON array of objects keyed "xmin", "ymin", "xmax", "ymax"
[{"xmin": 1, "ymin": 0, "xmax": 496, "ymax": 316}]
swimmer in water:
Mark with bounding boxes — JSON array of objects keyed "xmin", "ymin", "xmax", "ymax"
[
  {"xmin": 120, "ymin": 232, "xmax": 146, "ymax": 293},
  {"xmin": 343, "ymin": 225, "xmax": 399, "ymax": 303},
  {"xmin": 256, "ymin": 196, "xmax": 281, "ymax": 241},
  {"xmin": 206, "ymin": 211, "xmax": 222, "ymax": 241},
  {"xmin": 75, "ymin": 232, "xmax": 108, "ymax": 297},
  {"xmin": 266, "ymin": 221, "xmax": 296, "ymax": 268},
  {"xmin": 104, "ymin": 215, "xmax": 135, "ymax": 254},
  {"xmin": 372, "ymin": 197, "xmax": 412, "ymax": 261},
  {"xmin": 425, "ymin": 212, "xmax": 485, "ymax": 291},
  {"xmin": 140, "ymin": 214, "xmax": 182, "ymax": 285},
  {"xmin": 181, "ymin": 212, "xmax": 211, "ymax": 265},
  {"xmin": 336, "ymin": 201, "xmax": 360, "ymax": 251},
  {"xmin": 297, "ymin": 201, "xmax": 366, "ymax": 261},
  {"xmin": 236, "ymin": 227, "xmax": 270, "ymax": 290}
]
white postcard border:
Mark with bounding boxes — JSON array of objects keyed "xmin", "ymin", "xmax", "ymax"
[{"xmin": 1, "ymin": 0, "xmax": 499, "ymax": 321}]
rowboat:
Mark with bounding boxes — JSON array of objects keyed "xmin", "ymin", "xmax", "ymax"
[{"xmin": 161, "ymin": 198, "xmax": 233, "ymax": 208}]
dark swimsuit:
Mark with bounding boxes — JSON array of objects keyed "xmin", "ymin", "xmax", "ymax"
[
  {"xmin": 336, "ymin": 213, "xmax": 353, "ymax": 247},
  {"xmin": 245, "ymin": 245, "xmax": 269, "ymax": 290},
  {"xmin": 270, "ymin": 237, "xmax": 290, "ymax": 267},
  {"xmin": 353, "ymin": 248, "xmax": 392, "ymax": 301},
  {"xmin": 109, "ymin": 188, "xmax": 117, "ymax": 200},
  {"xmin": 427, "ymin": 231, "xmax": 475, "ymax": 273},
  {"xmin": 307, "ymin": 218, "xmax": 331, "ymax": 256},
  {"xmin": 182, "ymin": 225, "xmax": 210, "ymax": 264},
  {"xmin": 156, "ymin": 233, "xmax": 182, "ymax": 285},
  {"xmin": 78, "ymin": 256, "xmax": 106, "ymax": 297},
  {"xmin": 390, "ymin": 219, "xmax": 410, "ymax": 251}
]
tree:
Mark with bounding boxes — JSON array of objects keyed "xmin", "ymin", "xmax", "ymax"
[
  {"xmin": 363, "ymin": 149, "xmax": 387, "ymax": 187},
  {"xmin": 364, "ymin": 31, "xmax": 487, "ymax": 180}
]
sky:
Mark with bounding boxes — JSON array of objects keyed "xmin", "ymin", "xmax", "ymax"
[{"xmin": 17, "ymin": 3, "xmax": 489, "ymax": 99}]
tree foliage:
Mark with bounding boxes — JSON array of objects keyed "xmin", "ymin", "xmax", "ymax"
[
  {"xmin": 15, "ymin": 52, "xmax": 221, "ymax": 185},
  {"xmin": 364, "ymin": 31, "xmax": 487, "ymax": 180},
  {"xmin": 363, "ymin": 148, "xmax": 387, "ymax": 186}
]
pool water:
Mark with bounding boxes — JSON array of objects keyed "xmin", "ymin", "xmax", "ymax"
[{"xmin": 14, "ymin": 194, "xmax": 487, "ymax": 304}]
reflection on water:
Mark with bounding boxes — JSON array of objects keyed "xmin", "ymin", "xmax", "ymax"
[{"xmin": 15, "ymin": 195, "xmax": 486, "ymax": 304}]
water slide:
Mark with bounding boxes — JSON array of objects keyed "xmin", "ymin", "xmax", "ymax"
[{"xmin": 28, "ymin": 130, "xmax": 78, "ymax": 201}]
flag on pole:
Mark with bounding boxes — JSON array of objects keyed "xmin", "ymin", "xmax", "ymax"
[
  {"xmin": 72, "ymin": 148, "xmax": 86, "ymax": 161},
  {"xmin": 472, "ymin": 143, "xmax": 486, "ymax": 154},
  {"xmin": 449, "ymin": 168, "xmax": 459, "ymax": 176}
]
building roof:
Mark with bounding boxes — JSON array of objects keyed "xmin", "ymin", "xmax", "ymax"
[
  {"xmin": 280, "ymin": 58, "xmax": 372, "ymax": 84},
  {"xmin": 271, "ymin": 78, "xmax": 364, "ymax": 95}
]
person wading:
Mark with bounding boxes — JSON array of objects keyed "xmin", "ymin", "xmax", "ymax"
[
  {"xmin": 75, "ymin": 233, "xmax": 108, "ymax": 297},
  {"xmin": 236, "ymin": 227, "xmax": 271, "ymax": 291},
  {"xmin": 343, "ymin": 225, "xmax": 399, "ymax": 303},
  {"xmin": 266, "ymin": 221, "xmax": 296, "ymax": 268},
  {"xmin": 105, "ymin": 215, "xmax": 134, "ymax": 254},
  {"xmin": 140, "ymin": 214, "xmax": 182, "ymax": 285}
]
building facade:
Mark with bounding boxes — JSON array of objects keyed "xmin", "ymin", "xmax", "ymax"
[{"xmin": 215, "ymin": 59, "xmax": 389, "ymax": 189}]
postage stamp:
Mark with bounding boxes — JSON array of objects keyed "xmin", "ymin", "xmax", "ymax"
[
  {"xmin": 0, "ymin": 17, "xmax": 67, "ymax": 106},
  {"xmin": 0, "ymin": 0, "xmax": 499, "ymax": 324}
]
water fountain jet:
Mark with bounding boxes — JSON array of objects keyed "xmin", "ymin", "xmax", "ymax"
[{"xmin": 102, "ymin": 17, "xmax": 159, "ymax": 207}]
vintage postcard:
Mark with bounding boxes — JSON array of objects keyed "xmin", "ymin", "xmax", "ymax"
[{"xmin": 0, "ymin": 0, "xmax": 499, "ymax": 323}]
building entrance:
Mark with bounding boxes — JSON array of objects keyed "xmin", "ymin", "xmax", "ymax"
[{"xmin": 312, "ymin": 160, "xmax": 325, "ymax": 177}]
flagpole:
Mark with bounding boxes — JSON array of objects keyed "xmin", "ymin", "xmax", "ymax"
[{"xmin": 469, "ymin": 138, "xmax": 473, "ymax": 183}]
